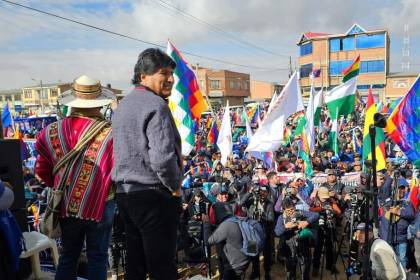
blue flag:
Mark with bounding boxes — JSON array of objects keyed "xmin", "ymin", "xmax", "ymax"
[{"xmin": 1, "ymin": 103, "xmax": 12, "ymax": 128}]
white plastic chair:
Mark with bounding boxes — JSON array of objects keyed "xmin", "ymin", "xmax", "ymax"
[{"xmin": 20, "ymin": 231, "xmax": 59, "ymax": 279}]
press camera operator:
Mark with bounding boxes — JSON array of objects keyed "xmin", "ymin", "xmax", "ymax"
[
  {"xmin": 275, "ymin": 197, "xmax": 319, "ymax": 280},
  {"xmin": 379, "ymin": 182, "xmax": 415, "ymax": 269},
  {"xmin": 239, "ymin": 185, "xmax": 275, "ymax": 280},
  {"xmin": 310, "ymin": 186, "xmax": 342, "ymax": 276},
  {"xmin": 274, "ymin": 180, "xmax": 312, "ymax": 213}
]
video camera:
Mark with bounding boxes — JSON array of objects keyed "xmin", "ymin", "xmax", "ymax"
[{"xmin": 318, "ymin": 204, "xmax": 335, "ymax": 228}]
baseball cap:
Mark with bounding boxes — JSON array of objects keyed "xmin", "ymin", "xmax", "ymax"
[
  {"xmin": 318, "ymin": 187, "xmax": 330, "ymax": 199},
  {"xmin": 356, "ymin": 222, "xmax": 372, "ymax": 231},
  {"xmin": 0, "ymin": 181, "xmax": 14, "ymax": 210}
]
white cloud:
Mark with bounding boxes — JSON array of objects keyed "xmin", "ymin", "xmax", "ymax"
[{"xmin": 0, "ymin": 0, "xmax": 419, "ymax": 90}]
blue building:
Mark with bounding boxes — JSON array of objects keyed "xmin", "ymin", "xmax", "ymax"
[{"xmin": 297, "ymin": 23, "xmax": 390, "ymax": 102}]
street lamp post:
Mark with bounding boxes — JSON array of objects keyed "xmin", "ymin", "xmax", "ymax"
[{"xmin": 32, "ymin": 79, "xmax": 44, "ymax": 114}]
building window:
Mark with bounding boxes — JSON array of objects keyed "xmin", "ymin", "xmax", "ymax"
[
  {"xmin": 329, "ymin": 60, "xmax": 353, "ymax": 75},
  {"xmin": 360, "ymin": 60, "xmax": 385, "ymax": 73},
  {"xmin": 5, "ymin": 96, "xmax": 12, "ymax": 102},
  {"xmin": 199, "ymin": 80, "xmax": 205, "ymax": 89},
  {"xmin": 330, "ymin": 36, "xmax": 355, "ymax": 52},
  {"xmin": 356, "ymin": 33, "xmax": 385, "ymax": 49},
  {"xmin": 243, "ymin": 81, "xmax": 249, "ymax": 90},
  {"xmin": 342, "ymin": 36, "xmax": 355, "ymax": 51},
  {"xmin": 229, "ymin": 81, "xmax": 235, "ymax": 89},
  {"xmin": 50, "ymin": 89, "xmax": 58, "ymax": 97},
  {"xmin": 300, "ymin": 63, "xmax": 313, "ymax": 78},
  {"xmin": 40, "ymin": 89, "xmax": 49, "ymax": 99},
  {"xmin": 24, "ymin": 90, "xmax": 32, "ymax": 99},
  {"xmin": 209, "ymin": 80, "xmax": 221, "ymax": 89},
  {"xmin": 300, "ymin": 42, "xmax": 312, "ymax": 56},
  {"xmin": 330, "ymin": 39, "xmax": 340, "ymax": 52}
]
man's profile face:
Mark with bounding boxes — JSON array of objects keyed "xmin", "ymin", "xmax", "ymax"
[{"xmin": 141, "ymin": 67, "xmax": 174, "ymax": 98}]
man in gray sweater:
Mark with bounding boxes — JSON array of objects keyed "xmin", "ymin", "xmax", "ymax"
[{"xmin": 112, "ymin": 48, "xmax": 183, "ymax": 280}]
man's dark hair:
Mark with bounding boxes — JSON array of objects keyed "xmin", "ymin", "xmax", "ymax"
[
  {"xmin": 282, "ymin": 197, "xmax": 295, "ymax": 210},
  {"xmin": 267, "ymin": 171, "xmax": 277, "ymax": 181},
  {"xmin": 132, "ymin": 48, "xmax": 176, "ymax": 85}
]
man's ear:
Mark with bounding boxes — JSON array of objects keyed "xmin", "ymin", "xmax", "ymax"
[{"xmin": 140, "ymin": 74, "xmax": 146, "ymax": 83}]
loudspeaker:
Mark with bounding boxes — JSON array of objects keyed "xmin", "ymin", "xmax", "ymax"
[{"xmin": 0, "ymin": 139, "xmax": 26, "ymax": 227}]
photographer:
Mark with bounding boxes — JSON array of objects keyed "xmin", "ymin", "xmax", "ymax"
[
  {"xmin": 275, "ymin": 197, "xmax": 319, "ymax": 280},
  {"xmin": 379, "ymin": 183, "xmax": 415, "ymax": 269},
  {"xmin": 322, "ymin": 169, "xmax": 346, "ymax": 201},
  {"xmin": 274, "ymin": 180, "xmax": 312, "ymax": 213},
  {"xmin": 310, "ymin": 187, "xmax": 342, "ymax": 276},
  {"xmin": 239, "ymin": 185, "xmax": 275, "ymax": 280}
]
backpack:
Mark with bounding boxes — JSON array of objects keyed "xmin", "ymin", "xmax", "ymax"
[{"xmin": 226, "ymin": 216, "xmax": 265, "ymax": 257}]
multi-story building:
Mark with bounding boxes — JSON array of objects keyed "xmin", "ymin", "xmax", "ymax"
[
  {"xmin": 0, "ymin": 89, "xmax": 23, "ymax": 115},
  {"xmin": 249, "ymin": 80, "xmax": 284, "ymax": 102},
  {"xmin": 385, "ymin": 72, "xmax": 418, "ymax": 101},
  {"xmin": 194, "ymin": 66, "xmax": 250, "ymax": 107},
  {"xmin": 22, "ymin": 82, "xmax": 72, "ymax": 114},
  {"xmin": 297, "ymin": 23, "xmax": 390, "ymax": 101}
]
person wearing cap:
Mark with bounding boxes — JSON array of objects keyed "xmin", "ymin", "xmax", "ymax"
[
  {"xmin": 275, "ymin": 197, "xmax": 319, "ymax": 280},
  {"xmin": 239, "ymin": 184, "xmax": 275, "ymax": 279},
  {"xmin": 379, "ymin": 181, "xmax": 415, "ymax": 269},
  {"xmin": 35, "ymin": 75, "xmax": 116, "ymax": 280},
  {"xmin": 355, "ymin": 223, "xmax": 407, "ymax": 280},
  {"xmin": 310, "ymin": 186, "xmax": 342, "ymax": 276},
  {"xmin": 322, "ymin": 169, "xmax": 345, "ymax": 201},
  {"xmin": 112, "ymin": 48, "xmax": 182, "ymax": 280},
  {"xmin": 352, "ymin": 161, "xmax": 362, "ymax": 172}
]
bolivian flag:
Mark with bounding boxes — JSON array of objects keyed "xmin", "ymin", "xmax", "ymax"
[
  {"xmin": 342, "ymin": 55, "xmax": 360, "ymax": 83},
  {"xmin": 362, "ymin": 87, "xmax": 386, "ymax": 170}
]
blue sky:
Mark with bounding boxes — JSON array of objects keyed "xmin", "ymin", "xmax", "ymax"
[{"xmin": 0, "ymin": 0, "xmax": 419, "ymax": 91}]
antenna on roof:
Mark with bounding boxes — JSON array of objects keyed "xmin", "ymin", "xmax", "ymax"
[{"xmin": 401, "ymin": 24, "xmax": 410, "ymax": 72}]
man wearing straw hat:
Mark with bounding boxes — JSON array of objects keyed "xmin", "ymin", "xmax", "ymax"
[
  {"xmin": 112, "ymin": 48, "xmax": 183, "ymax": 280},
  {"xmin": 35, "ymin": 75, "xmax": 116, "ymax": 280}
]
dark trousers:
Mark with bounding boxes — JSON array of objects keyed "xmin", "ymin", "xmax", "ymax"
[
  {"xmin": 55, "ymin": 200, "xmax": 115, "ymax": 280},
  {"xmin": 116, "ymin": 189, "xmax": 181, "ymax": 280},
  {"xmin": 281, "ymin": 236, "xmax": 312, "ymax": 280},
  {"xmin": 251, "ymin": 229, "xmax": 273, "ymax": 277},
  {"xmin": 313, "ymin": 226, "xmax": 335, "ymax": 270}
]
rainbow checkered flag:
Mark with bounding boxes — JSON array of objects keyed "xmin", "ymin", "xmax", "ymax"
[{"xmin": 167, "ymin": 41, "xmax": 208, "ymax": 155}]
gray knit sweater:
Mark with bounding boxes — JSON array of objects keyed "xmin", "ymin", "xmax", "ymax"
[{"xmin": 111, "ymin": 86, "xmax": 182, "ymax": 193}]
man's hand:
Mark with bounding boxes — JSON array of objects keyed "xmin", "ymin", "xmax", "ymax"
[
  {"xmin": 298, "ymin": 221, "xmax": 309, "ymax": 229},
  {"xmin": 389, "ymin": 207, "xmax": 401, "ymax": 216},
  {"xmin": 344, "ymin": 194, "xmax": 351, "ymax": 201},
  {"xmin": 285, "ymin": 222, "xmax": 297, "ymax": 229},
  {"xmin": 182, "ymin": 203, "xmax": 188, "ymax": 210}
]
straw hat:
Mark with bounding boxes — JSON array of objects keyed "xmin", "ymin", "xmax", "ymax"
[{"xmin": 58, "ymin": 75, "xmax": 116, "ymax": 108}]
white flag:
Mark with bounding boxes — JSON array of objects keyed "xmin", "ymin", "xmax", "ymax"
[
  {"xmin": 217, "ymin": 101, "xmax": 232, "ymax": 166},
  {"xmin": 304, "ymin": 84, "xmax": 323, "ymax": 154},
  {"xmin": 246, "ymin": 72, "xmax": 304, "ymax": 152},
  {"xmin": 266, "ymin": 90, "xmax": 278, "ymax": 117},
  {"xmin": 242, "ymin": 109, "xmax": 253, "ymax": 138}
]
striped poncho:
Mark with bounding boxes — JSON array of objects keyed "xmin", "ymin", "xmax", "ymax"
[{"xmin": 35, "ymin": 116, "xmax": 113, "ymax": 222}]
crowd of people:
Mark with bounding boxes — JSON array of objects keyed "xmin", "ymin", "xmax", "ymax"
[{"xmin": 0, "ymin": 47, "xmax": 419, "ymax": 280}]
